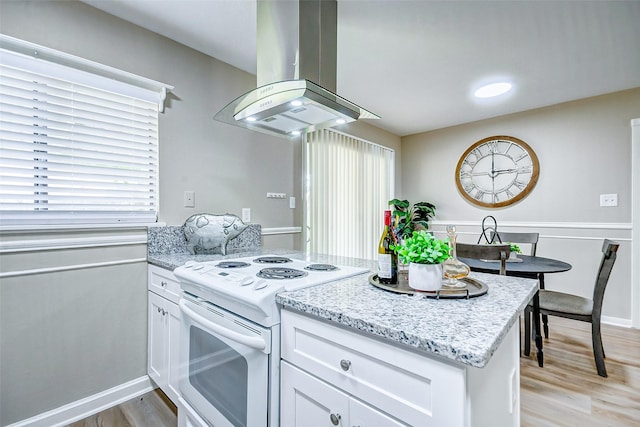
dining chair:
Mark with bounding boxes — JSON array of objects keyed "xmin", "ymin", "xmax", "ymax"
[
  {"xmin": 456, "ymin": 243, "xmax": 510, "ymax": 275},
  {"xmin": 491, "ymin": 231, "xmax": 551, "ymax": 339},
  {"xmin": 524, "ymin": 239, "xmax": 619, "ymax": 377},
  {"xmin": 490, "ymin": 231, "xmax": 539, "ymax": 256}
]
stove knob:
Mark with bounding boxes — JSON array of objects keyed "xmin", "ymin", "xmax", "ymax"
[
  {"xmin": 240, "ymin": 276, "xmax": 254, "ymax": 286},
  {"xmin": 253, "ymin": 280, "xmax": 268, "ymax": 290}
]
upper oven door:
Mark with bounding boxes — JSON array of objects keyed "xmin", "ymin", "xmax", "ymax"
[{"xmin": 179, "ymin": 295, "xmax": 271, "ymax": 427}]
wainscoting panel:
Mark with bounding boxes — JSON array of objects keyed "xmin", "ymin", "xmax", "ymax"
[{"xmin": 0, "ymin": 228, "xmax": 149, "ymax": 426}]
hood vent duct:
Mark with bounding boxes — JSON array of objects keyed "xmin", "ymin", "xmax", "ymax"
[{"xmin": 214, "ymin": 0, "xmax": 379, "ymax": 138}]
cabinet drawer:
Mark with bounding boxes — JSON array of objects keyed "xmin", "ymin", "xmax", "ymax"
[
  {"xmin": 281, "ymin": 310, "xmax": 465, "ymax": 427},
  {"xmin": 148, "ymin": 265, "xmax": 181, "ymax": 303}
]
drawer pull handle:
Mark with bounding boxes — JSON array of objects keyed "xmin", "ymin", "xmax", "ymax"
[
  {"xmin": 330, "ymin": 413, "xmax": 341, "ymax": 425},
  {"xmin": 340, "ymin": 359, "xmax": 351, "ymax": 371},
  {"xmin": 160, "ymin": 281, "xmax": 168, "ymax": 287}
]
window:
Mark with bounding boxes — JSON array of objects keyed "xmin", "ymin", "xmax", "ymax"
[
  {"xmin": 304, "ymin": 129, "xmax": 395, "ymax": 260},
  {"xmin": 0, "ymin": 35, "xmax": 171, "ymax": 226}
]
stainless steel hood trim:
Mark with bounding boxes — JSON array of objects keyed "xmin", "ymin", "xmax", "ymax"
[{"xmin": 214, "ymin": 0, "xmax": 379, "ymax": 138}]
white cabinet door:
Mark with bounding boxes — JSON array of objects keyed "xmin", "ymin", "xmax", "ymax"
[
  {"xmin": 148, "ymin": 289, "xmax": 180, "ymax": 404},
  {"xmin": 281, "ymin": 361, "xmax": 349, "ymax": 427},
  {"xmin": 350, "ymin": 398, "xmax": 407, "ymax": 427},
  {"xmin": 166, "ymin": 297, "xmax": 181, "ymax": 403},
  {"xmin": 148, "ymin": 291, "xmax": 168, "ymax": 389}
]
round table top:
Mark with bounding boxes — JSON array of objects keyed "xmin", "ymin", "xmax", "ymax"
[{"xmin": 459, "ymin": 254, "xmax": 572, "ymax": 275}]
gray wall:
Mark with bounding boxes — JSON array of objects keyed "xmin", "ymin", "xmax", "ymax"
[
  {"xmin": 0, "ymin": 1, "xmax": 401, "ymax": 424},
  {"xmin": 400, "ymin": 88, "xmax": 639, "ymax": 323}
]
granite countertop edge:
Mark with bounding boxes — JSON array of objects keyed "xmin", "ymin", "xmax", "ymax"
[{"xmin": 276, "ymin": 271, "xmax": 538, "ymax": 368}]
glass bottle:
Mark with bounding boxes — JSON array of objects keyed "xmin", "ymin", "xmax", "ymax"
[
  {"xmin": 442, "ymin": 224, "xmax": 470, "ymax": 288},
  {"xmin": 378, "ymin": 210, "xmax": 398, "ymax": 284}
]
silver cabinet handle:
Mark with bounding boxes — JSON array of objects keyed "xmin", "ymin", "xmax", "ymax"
[
  {"xmin": 330, "ymin": 413, "xmax": 341, "ymax": 425},
  {"xmin": 160, "ymin": 281, "xmax": 168, "ymax": 287},
  {"xmin": 340, "ymin": 359, "xmax": 351, "ymax": 371}
]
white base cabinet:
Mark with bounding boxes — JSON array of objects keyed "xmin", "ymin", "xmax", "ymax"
[
  {"xmin": 147, "ymin": 265, "xmax": 181, "ymax": 405},
  {"xmin": 280, "ymin": 309, "xmax": 520, "ymax": 427},
  {"xmin": 282, "ymin": 361, "xmax": 405, "ymax": 427}
]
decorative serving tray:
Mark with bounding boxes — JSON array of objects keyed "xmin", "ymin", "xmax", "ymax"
[{"xmin": 369, "ymin": 274, "xmax": 488, "ymax": 299}]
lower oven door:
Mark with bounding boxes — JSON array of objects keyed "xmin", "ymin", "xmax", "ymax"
[{"xmin": 179, "ymin": 294, "xmax": 271, "ymax": 427}]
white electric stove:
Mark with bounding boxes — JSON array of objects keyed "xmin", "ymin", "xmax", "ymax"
[
  {"xmin": 173, "ymin": 254, "xmax": 370, "ymax": 327},
  {"xmin": 173, "ymin": 254, "xmax": 370, "ymax": 427}
]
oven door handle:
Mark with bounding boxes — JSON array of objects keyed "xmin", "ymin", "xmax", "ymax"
[{"xmin": 179, "ymin": 300, "xmax": 266, "ymax": 350}]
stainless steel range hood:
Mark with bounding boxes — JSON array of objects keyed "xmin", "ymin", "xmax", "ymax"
[{"xmin": 214, "ymin": 0, "xmax": 380, "ymax": 138}]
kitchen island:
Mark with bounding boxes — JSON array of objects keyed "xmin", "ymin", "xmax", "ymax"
[{"xmin": 275, "ymin": 255, "xmax": 537, "ymax": 427}]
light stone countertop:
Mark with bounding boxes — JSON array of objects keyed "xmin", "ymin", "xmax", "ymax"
[{"xmin": 276, "ymin": 267, "xmax": 538, "ymax": 368}]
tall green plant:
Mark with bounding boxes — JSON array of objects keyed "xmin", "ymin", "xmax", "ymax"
[{"xmin": 388, "ymin": 199, "xmax": 436, "ymax": 241}]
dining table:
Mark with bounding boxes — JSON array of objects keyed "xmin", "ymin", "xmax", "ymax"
[{"xmin": 458, "ymin": 254, "xmax": 572, "ymax": 367}]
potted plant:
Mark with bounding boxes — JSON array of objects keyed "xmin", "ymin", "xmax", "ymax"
[
  {"xmin": 508, "ymin": 243, "xmax": 521, "ymax": 260},
  {"xmin": 388, "ymin": 199, "xmax": 436, "ymax": 244},
  {"xmin": 392, "ymin": 230, "xmax": 450, "ymax": 291}
]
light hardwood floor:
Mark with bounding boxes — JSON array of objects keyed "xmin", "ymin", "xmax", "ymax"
[
  {"xmin": 68, "ymin": 317, "xmax": 639, "ymax": 427},
  {"xmin": 521, "ymin": 316, "xmax": 640, "ymax": 426},
  {"xmin": 66, "ymin": 389, "xmax": 176, "ymax": 427}
]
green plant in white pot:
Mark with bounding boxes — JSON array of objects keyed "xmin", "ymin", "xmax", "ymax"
[{"xmin": 392, "ymin": 230, "xmax": 450, "ymax": 291}]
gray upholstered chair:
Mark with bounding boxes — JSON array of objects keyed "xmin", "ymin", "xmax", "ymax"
[
  {"xmin": 490, "ymin": 231, "xmax": 539, "ymax": 256},
  {"xmin": 524, "ymin": 239, "xmax": 619, "ymax": 377},
  {"xmin": 456, "ymin": 242, "xmax": 510, "ymax": 275}
]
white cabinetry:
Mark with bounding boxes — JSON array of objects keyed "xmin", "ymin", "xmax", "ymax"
[
  {"xmin": 147, "ymin": 265, "xmax": 181, "ymax": 404},
  {"xmin": 280, "ymin": 309, "xmax": 520, "ymax": 427}
]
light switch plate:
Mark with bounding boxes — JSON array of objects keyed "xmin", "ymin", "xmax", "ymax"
[
  {"xmin": 242, "ymin": 208, "xmax": 251, "ymax": 222},
  {"xmin": 267, "ymin": 192, "xmax": 286, "ymax": 199},
  {"xmin": 289, "ymin": 196, "xmax": 296, "ymax": 209},
  {"xmin": 184, "ymin": 191, "xmax": 195, "ymax": 207}
]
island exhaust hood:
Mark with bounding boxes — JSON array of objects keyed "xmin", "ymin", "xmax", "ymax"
[{"xmin": 214, "ymin": 0, "xmax": 380, "ymax": 138}]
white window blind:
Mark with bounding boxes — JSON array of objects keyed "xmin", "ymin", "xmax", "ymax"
[
  {"xmin": 304, "ymin": 129, "xmax": 395, "ymax": 260},
  {"xmin": 0, "ymin": 36, "xmax": 171, "ymax": 226}
]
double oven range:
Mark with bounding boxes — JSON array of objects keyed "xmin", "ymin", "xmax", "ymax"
[{"xmin": 173, "ymin": 254, "xmax": 369, "ymax": 427}]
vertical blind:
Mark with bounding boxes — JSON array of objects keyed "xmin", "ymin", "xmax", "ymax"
[
  {"xmin": 304, "ymin": 129, "xmax": 394, "ymax": 260},
  {"xmin": 0, "ymin": 38, "xmax": 170, "ymax": 226}
]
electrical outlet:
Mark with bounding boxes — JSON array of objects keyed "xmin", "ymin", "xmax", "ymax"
[
  {"xmin": 242, "ymin": 208, "xmax": 251, "ymax": 223},
  {"xmin": 183, "ymin": 191, "xmax": 195, "ymax": 207},
  {"xmin": 599, "ymin": 193, "xmax": 618, "ymax": 207}
]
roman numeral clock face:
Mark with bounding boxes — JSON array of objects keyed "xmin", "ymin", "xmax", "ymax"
[{"xmin": 455, "ymin": 136, "xmax": 540, "ymax": 208}]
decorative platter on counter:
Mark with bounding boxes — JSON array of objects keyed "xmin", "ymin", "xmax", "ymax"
[{"xmin": 369, "ymin": 274, "xmax": 488, "ymax": 299}]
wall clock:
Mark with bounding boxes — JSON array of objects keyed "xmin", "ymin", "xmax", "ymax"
[{"xmin": 455, "ymin": 135, "xmax": 540, "ymax": 208}]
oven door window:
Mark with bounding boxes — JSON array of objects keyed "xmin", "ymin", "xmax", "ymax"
[{"xmin": 189, "ymin": 325, "xmax": 248, "ymax": 427}]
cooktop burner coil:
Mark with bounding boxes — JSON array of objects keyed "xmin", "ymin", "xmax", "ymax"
[
  {"xmin": 304, "ymin": 263, "xmax": 338, "ymax": 272},
  {"xmin": 216, "ymin": 261, "xmax": 251, "ymax": 269},
  {"xmin": 257, "ymin": 267, "xmax": 308, "ymax": 280},
  {"xmin": 253, "ymin": 256, "xmax": 293, "ymax": 264}
]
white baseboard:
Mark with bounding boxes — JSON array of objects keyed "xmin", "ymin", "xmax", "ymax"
[
  {"xmin": 602, "ymin": 315, "xmax": 634, "ymax": 329},
  {"xmin": 7, "ymin": 376, "xmax": 155, "ymax": 427}
]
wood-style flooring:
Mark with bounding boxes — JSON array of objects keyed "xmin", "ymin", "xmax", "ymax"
[
  {"xmin": 66, "ymin": 389, "xmax": 176, "ymax": 427},
  {"xmin": 520, "ymin": 316, "xmax": 640, "ymax": 427},
  {"xmin": 68, "ymin": 317, "xmax": 640, "ymax": 427}
]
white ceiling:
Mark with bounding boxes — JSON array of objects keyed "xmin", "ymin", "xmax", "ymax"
[{"xmin": 81, "ymin": 0, "xmax": 640, "ymax": 137}]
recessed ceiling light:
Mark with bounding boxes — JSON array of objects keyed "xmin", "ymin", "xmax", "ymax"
[
  {"xmin": 291, "ymin": 100, "xmax": 303, "ymax": 107},
  {"xmin": 336, "ymin": 118, "xmax": 346, "ymax": 124},
  {"xmin": 291, "ymin": 130, "xmax": 301, "ymax": 136},
  {"xmin": 246, "ymin": 116, "xmax": 257, "ymax": 122},
  {"xmin": 474, "ymin": 82, "xmax": 512, "ymax": 98}
]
